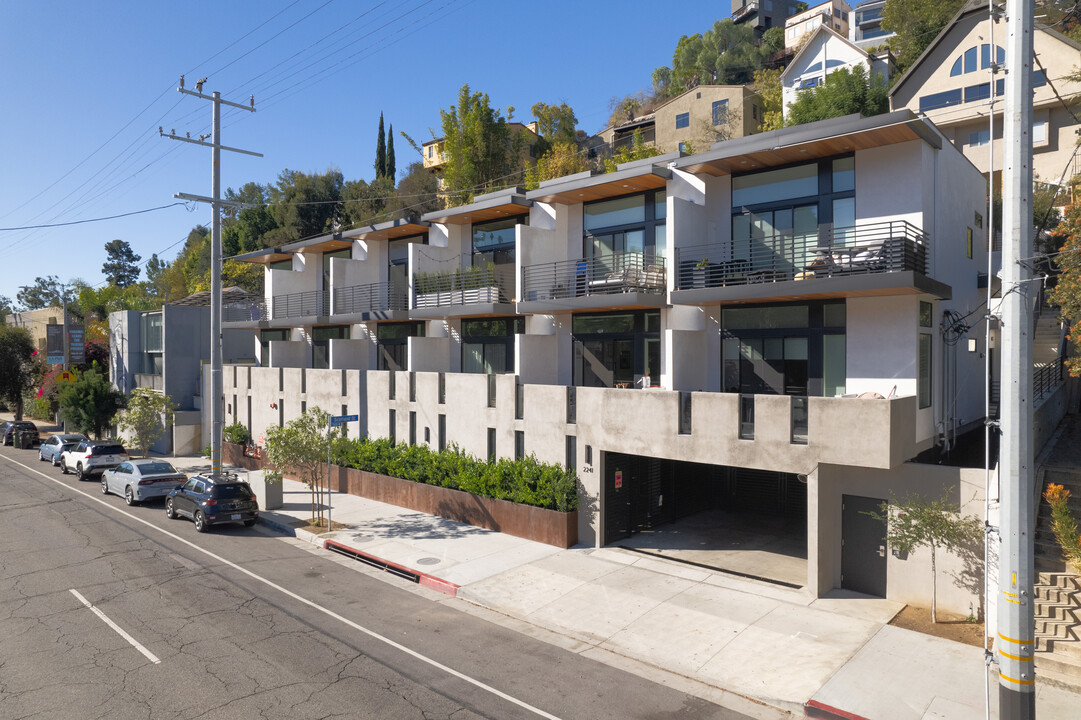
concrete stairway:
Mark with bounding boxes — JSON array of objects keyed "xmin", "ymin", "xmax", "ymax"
[
  {"xmin": 1032, "ymin": 310, "xmax": 1063, "ymax": 367},
  {"xmin": 1034, "ymin": 571, "xmax": 1081, "ymax": 689}
]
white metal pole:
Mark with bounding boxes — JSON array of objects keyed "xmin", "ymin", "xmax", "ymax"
[{"xmin": 997, "ymin": 1, "xmax": 1035, "ymax": 717}]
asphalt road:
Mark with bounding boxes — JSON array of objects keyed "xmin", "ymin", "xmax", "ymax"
[{"xmin": 0, "ymin": 442, "xmax": 747, "ymax": 720}]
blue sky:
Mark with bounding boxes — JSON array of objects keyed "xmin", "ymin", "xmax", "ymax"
[{"xmin": 0, "ymin": 0, "xmax": 732, "ymax": 305}]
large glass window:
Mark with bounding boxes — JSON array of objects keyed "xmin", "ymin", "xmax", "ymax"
[
  {"xmin": 721, "ymin": 301, "xmax": 845, "ymax": 397},
  {"xmin": 259, "ymin": 329, "xmax": 289, "ymax": 367},
  {"xmin": 712, "ymin": 100, "xmax": 729, "ymax": 126},
  {"xmin": 472, "ymin": 216, "xmax": 524, "ymax": 297},
  {"xmin": 584, "ymin": 190, "xmax": 667, "ymax": 270},
  {"xmin": 918, "ymin": 333, "xmax": 932, "ymax": 408},
  {"xmin": 312, "ymin": 325, "xmax": 349, "ymax": 370},
  {"xmin": 572, "ymin": 311, "xmax": 660, "ymax": 388},
  {"xmin": 377, "ymin": 321, "xmax": 424, "ymax": 371},
  {"xmin": 732, "ymin": 163, "xmax": 818, "ymax": 207},
  {"xmin": 462, "ymin": 317, "xmax": 523, "ymax": 374}
]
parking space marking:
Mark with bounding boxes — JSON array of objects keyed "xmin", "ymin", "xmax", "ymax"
[
  {"xmin": 4, "ymin": 454, "xmax": 561, "ymax": 720},
  {"xmin": 69, "ymin": 588, "xmax": 161, "ymax": 664}
]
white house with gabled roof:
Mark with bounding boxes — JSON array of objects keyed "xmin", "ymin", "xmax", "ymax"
[{"xmin": 781, "ymin": 25, "xmax": 893, "ymax": 121}]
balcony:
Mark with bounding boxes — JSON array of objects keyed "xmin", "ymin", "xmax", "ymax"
[
  {"xmin": 224, "ymin": 289, "xmax": 328, "ymax": 326},
  {"xmin": 731, "ymin": 1, "xmax": 758, "ymax": 23},
  {"xmin": 671, "ymin": 221, "xmax": 950, "ymax": 306},
  {"xmin": 519, "ymin": 252, "xmax": 667, "ymax": 314},
  {"xmin": 224, "ymin": 300, "xmax": 268, "ymax": 323},
  {"xmin": 411, "ymin": 263, "xmax": 516, "ymax": 319},
  {"xmin": 334, "ymin": 281, "xmax": 409, "ymax": 321}
]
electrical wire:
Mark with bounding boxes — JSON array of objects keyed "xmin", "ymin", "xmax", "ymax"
[{"xmin": 0, "ymin": 203, "xmax": 186, "ymax": 231}]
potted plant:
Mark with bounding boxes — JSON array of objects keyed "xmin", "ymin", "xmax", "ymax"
[{"xmin": 692, "ymin": 257, "xmax": 710, "ymax": 288}]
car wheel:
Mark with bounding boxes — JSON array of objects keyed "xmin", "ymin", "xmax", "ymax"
[
  {"xmin": 76, "ymin": 464, "xmax": 86, "ymax": 482},
  {"xmin": 165, "ymin": 498, "xmax": 177, "ymax": 519},
  {"xmin": 60, "ymin": 459, "xmax": 68, "ymax": 474},
  {"xmin": 52, "ymin": 454, "xmax": 60, "ymax": 467},
  {"xmin": 38, "ymin": 450, "xmax": 46, "ymax": 462},
  {"xmin": 194, "ymin": 511, "xmax": 208, "ymax": 533},
  {"xmin": 101, "ymin": 478, "xmax": 109, "ymax": 495},
  {"xmin": 124, "ymin": 487, "xmax": 136, "ymax": 506},
  {"xmin": 243, "ymin": 518, "xmax": 257, "ymax": 527}
]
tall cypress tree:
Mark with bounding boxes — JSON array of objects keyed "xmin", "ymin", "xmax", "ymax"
[
  {"xmin": 386, "ymin": 124, "xmax": 396, "ymax": 182},
  {"xmin": 375, "ymin": 112, "xmax": 386, "ymax": 179}
]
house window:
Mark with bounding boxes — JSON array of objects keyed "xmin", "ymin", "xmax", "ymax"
[
  {"xmin": 712, "ymin": 99, "xmax": 729, "ymax": 125},
  {"xmin": 721, "ymin": 301, "xmax": 846, "ymax": 397},
  {"xmin": 752, "ymin": 104, "xmax": 759, "ymax": 121},
  {"xmin": 377, "ymin": 321, "xmax": 424, "ymax": 371},
  {"xmin": 1033, "ymin": 119, "xmax": 1048, "ymax": 146},
  {"xmin": 583, "ymin": 189, "xmax": 667, "ymax": 268},
  {"xmin": 388, "ymin": 409, "xmax": 396, "ymax": 445},
  {"xmin": 919, "ymin": 89, "xmax": 963, "ymax": 112},
  {"xmin": 919, "ymin": 301, "xmax": 933, "ymax": 328},
  {"xmin": 487, "ymin": 428, "xmax": 496, "ymax": 461},
  {"xmin": 462, "ymin": 317, "xmax": 522, "ymax": 374},
  {"xmin": 678, "ymin": 142, "xmax": 690, "ymax": 154},
  {"xmin": 259, "ymin": 329, "xmax": 289, "ymax": 367},
  {"xmin": 675, "ymin": 112, "xmax": 689, "ymax": 129},
  {"xmin": 514, "ymin": 430, "xmax": 525, "ymax": 460},
  {"xmin": 409, "ymin": 411, "xmax": 417, "ymax": 446},
  {"xmin": 437, "ymin": 414, "xmax": 446, "ymax": 451},
  {"xmin": 427, "ymin": 145, "xmax": 433, "ymax": 158},
  {"xmin": 967, "ymin": 228, "xmax": 974, "ymax": 259},
  {"xmin": 572, "ymin": 310, "xmax": 661, "ymax": 388},
  {"xmin": 918, "ymin": 333, "xmax": 932, "ymax": 409},
  {"xmin": 950, "ymin": 44, "xmax": 1005, "ymax": 76},
  {"xmin": 565, "ymin": 435, "xmax": 576, "ymax": 470},
  {"xmin": 312, "ymin": 325, "xmax": 348, "ymax": 370},
  {"xmin": 471, "ymin": 216, "xmax": 524, "ymax": 291},
  {"xmin": 968, "ymin": 129, "xmax": 990, "ymax": 147}
]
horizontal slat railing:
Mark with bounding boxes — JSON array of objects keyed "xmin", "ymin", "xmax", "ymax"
[
  {"xmin": 334, "ymin": 282, "xmax": 408, "ymax": 315},
  {"xmin": 223, "ymin": 300, "xmax": 268, "ymax": 322},
  {"xmin": 675, "ymin": 221, "xmax": 930, "ymax": 290},
  {"xmin": 271, "ymin": 289, "xmax": 328, "ymax": 319},
  {"xmin": 522, "ymin": 252, "xmax": 667, "ymax": 302}
]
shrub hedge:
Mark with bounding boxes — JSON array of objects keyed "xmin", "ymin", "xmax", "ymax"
[{"xmin": 331, "ymin": 437, "xmax": 578, "ymax": 512}]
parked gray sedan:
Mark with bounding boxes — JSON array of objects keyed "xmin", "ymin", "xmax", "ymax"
[
  {"xmin": 38, "ymin": 434, "xmax": 88, "ymax": 466},
  {"xmin": 100, "ymin": 460, "xmax": 187, "ymax": 505}
]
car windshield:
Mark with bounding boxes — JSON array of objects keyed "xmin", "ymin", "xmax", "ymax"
[
  {"xmin": 213, "ymin": 484, "xmax": 253, "ymax": 499},
  {"xmin": 138, "ymin": 462, "xmax": 177, "ymax": 474}
]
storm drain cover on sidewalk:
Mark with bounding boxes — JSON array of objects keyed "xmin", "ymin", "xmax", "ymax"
[{"xmin": 415, "ymin": 557, "xmax": 441, "ymax": 566}]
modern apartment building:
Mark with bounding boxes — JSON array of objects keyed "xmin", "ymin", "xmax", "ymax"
[
  {"xmin": 212, "ymin": 110, "xmax": 993, "ymax": 613},
  {"xmin": 889, "ymin": 0, "xmax": 1081, "ymax": 187},
  {"xmin": 731, "ymin": 0, "xmax": 805, "ymax": 34},
  {"xmin": 850, "ymin": 0, "xmax": 893, "ymax": 49}
]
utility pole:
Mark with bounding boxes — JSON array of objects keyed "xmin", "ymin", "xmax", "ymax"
[
  {"xmin": 163, "ymin": 81, "xmax": 262, "ymax": 477},
  {"xmin": 997, "ymin": 0, "xmax": 1035, "ymax": 717}
]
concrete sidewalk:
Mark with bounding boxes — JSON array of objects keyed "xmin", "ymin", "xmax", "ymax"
[{"xmin": 154, "ymin": 455, "xmax": 1075, "ymax": 720}]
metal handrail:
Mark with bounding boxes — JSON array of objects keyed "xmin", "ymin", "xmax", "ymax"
[
  {"xmin": 271, "ymin": 289, "xmax": 328, "ymax": 319},
  {"xmin": 522, "ymin": 251, "xmax": 667, "ymax": 302},
  {"xmin": 1034, "ymin": 356, "xmax": 1064, "ymax": 402},
  {"xmin": 223, "ymin": 300, "xmax": 268, "ymax": 322},
  {"xmin": 675, "ymin": 220, "xmax": 930, "ymax": 290},
  {"xmin": 334, "ymin": 281, "xmax": 408, "ymax": 315}
]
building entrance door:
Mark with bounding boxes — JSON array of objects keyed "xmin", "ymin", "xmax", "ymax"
[{"xmin": 841, "ymin": 494, "xmax": 888, "ymax": 597}]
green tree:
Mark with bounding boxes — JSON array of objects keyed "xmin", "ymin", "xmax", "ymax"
[
  {"xmin": 116, "ymin": 388, "xmax": 177, "ymax": 458},
  {"xmin": 102, "ymin": 239, "xmax": 142, "ymax": 287},
  {"xmin": 0, "ymin": 324, "xmax": 38, "ymax": 419},
  {"xmin": 604, "ymin": 129, "xmax": 661, "ymax": 173},
  {"xmin": 386, "ymin": 123, "xmax": 396, "ymax": 182},
  {"xmin": 1051, "ymin": 202, "xmax": 1081, "ymax": 376},
  {"xmin": 375, "ymin": 112, "xmax": 387, "ymax": 179},
  {"xmin": 531, "ymin": 101, "xmax": 578, "ymax": 157},
  {"xmin": 867, "ymin": 490, "xmax": 983, "ymax": 623},
  {"xmin": 266, "ymin": 168, "xmax": 343, "ymax": 242},
  {"xmin": 753, "ymin": 67, "xmax": 785, "ymax": 132},
  {"xmin": 882, "ymin": 0, "xmax": 965, "ymax": 74},
  {"xmin": 439, "ymin": 84, "xmax": 519, "ymax": 205},
  {"xmin": 786, "ymin": 65, "xmax": 889, "ymax": 126},
  {"xmin": 524, "ymin": 140, "xmax": 590, "ymax": 189},
  {"xmin": 16, "ymin": 275, "xmax": 66, "ymax": 310},
  {"xmin": 145, "ymin": 254, "xmax": 170, "ymax": 300},
  {"xmin": 263, "ymin": 406, "xmax": 342, "ymax": 526},
  {"xmin": 387, "ymin": 161, "xmax": 441, "ymax": 220},
  {"xmin": 57, "ymin": 367, "xmax": 125, "ymax": 439},
  {"xmin": 0, "ymin": 295, "xmax": 12, "ymax": 322}
]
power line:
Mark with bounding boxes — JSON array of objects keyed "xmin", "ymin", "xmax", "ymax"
[{"xmin": 0, "ymin": 203, "xmax": 186, "ymax": 232}]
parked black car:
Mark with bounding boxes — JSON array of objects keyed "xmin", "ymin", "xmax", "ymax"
[
  {"xmin": 3, "ymin": 421, "xmax": 40, "ymax": 446},
  {"xmin": 165, "ymin": 473, "xmax": 259, "ymax": 532}
]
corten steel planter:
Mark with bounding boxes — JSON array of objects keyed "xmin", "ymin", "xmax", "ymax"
[{"xmin": 223, "ymin": 443, "xmax": 577, "ymax": 547}]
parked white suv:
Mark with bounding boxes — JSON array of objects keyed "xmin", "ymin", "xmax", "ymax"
[{"xmin": 60, "ymin": 440, "xmax": 129, "ymax": 481}]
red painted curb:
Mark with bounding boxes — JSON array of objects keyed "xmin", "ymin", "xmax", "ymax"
[
  {"xmin": 323, "ymin": 539, "xmax": 460, "ymax": 597},
  {"xmin": 804, "ymin": 700, "xmax": 871, "ymax": 720}
]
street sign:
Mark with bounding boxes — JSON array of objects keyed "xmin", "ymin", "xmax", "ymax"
[
  {"xmin": 330, "ymin": 414, "xmax": 358, "ymax": 427},
  {"xmin": 56, "ymin": 371, "xmax": 76, "ymax": 384},
  {"xmin": 67, "ymin": 326, "xmax": 85, "ymax": 364},
  {"xmin": 46, "ymin": 325, "xmax": 64, "ymax": 364}
]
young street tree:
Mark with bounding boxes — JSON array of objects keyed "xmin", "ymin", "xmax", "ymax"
[
  {"xmin": 116, "ymin": 388, "xmax": 177, "ymax": 458},
  {"xmin": 57, "ymin": 368, "xmax": 126, "ymax": 439},
  {"xmin": 102, "ymin": 239, "xmax": 142, "ymax": 288},
  {"xmin": 868, "ymin": 490, "xmax": 983, "ymax": 623},
  {"xmin": 0, "ymin": 324, "xmax": 38, "ymax": 419},
  {"xmin": 263, "ymin": 406, "xmax": 342, "ymax": 527}
]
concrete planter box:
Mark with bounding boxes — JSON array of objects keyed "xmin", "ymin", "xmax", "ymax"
[
  {"xmin": 416, "ymin": 286, "xmax": 499, "ymax": 308},
  {"xmin": 222, "ymin": 442, "xmax": 577, "ymax": 547}
]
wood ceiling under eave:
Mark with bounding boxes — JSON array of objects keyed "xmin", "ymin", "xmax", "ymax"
[
  {"xmin": 289, "ymin": 237, "xmax": 353, "ymax": 255},
  {"xmin": 531, "ymin": 172, "xmax": 669, "ymax": 205},
  {"xmin": 680, "ymin": 122, "xmax": 927, "ymax": 177},
  {"xmin": 431, "ymin": 203, "xmax": 531, "ymax": 226},
  {"xmin": 357, "ymin": 222, "xmax": 430, "ymax": 242},
  {"xmin": 235, "ymin": 250, "xmax": 292, "ymax": 265}
]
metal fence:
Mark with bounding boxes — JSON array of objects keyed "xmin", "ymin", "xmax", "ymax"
[
  {"xmin": 674, "ymin": 220, "xmax": 930, "ymax": 290},
  {"xmin": 1033, "ymin": 356, "xmax": 1064, "ymax": 403},
  {"xmin": 334, "ymin": 281, "xmax": 408, "ymax": 315},
  {"xmin": 522, "ymin": 252, "xmax": 667, "ymax": 302},
  {"xmin": 223, "ymin": 300, "xmax": 268, "ymax": 322}
]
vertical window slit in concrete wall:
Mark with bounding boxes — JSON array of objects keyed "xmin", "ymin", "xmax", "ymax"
[{"xmin": 341, "ymin": 369, "xmax": 347, "ymax": 397}]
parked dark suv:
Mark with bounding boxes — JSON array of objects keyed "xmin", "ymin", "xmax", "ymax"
[
  {"xmin": 3, "ymin": 421, "xmax": 40, "ymax": 446},
  {"xmin": 165, "ymin": 473, "xmax": 259, "ymax": 532}
]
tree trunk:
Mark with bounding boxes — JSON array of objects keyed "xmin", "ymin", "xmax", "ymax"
[{"xmin": 931, "ymin": 542, "xmax": 938, "ymax": 623}]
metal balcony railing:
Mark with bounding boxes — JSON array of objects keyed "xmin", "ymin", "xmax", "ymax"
[
  {"xmin": 413, "ymin": 264, "xmax": 512, "ymax": 309},
  {"xmin": 522, "ymin": 252, "xmax": 667, "ymax": 302},
  {"xmin": 271, "ymin": 289, "xmax": 328, "ymax": 319},
  {"xmin": 1034, "ymin": 357, "xmax": 1064, "ymax": 403},
  {"xmin": 675, "ymin": 221, "xmax": 929, "ymax": 290},
  {"xmin": 334, "ymin": 281, "xmax": 408, "ymax": 315},
  {"xmin": 223, "ymin": 300, "xmax": 269, "ymax": 322}
]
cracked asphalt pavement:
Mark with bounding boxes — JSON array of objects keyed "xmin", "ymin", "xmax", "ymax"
[{"xmin": 0, "ymin": 444, "xmax": 744, "ymax": 720}]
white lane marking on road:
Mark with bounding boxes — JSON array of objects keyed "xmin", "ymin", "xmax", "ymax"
[
  {"xmin": 69, "ymin": 588, "xmax": 161, "ymax": 665},
  {"xmin": 7, "ymin": 455, "xmax": 561, "ymax": 720}
]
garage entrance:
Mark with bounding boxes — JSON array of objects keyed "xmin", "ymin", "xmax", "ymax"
[{"xmin": 603, "ymin": 452, "xmax": 807, "ymax": 587}]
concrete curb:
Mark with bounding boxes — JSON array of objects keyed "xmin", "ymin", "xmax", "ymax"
[
  {"xmin": 324, "ymin": 539, "xmax": 459, "ymax": 597},
  {"xmin": 804, "ymin": 700, "xmax": 871, "ymax": 720}
]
